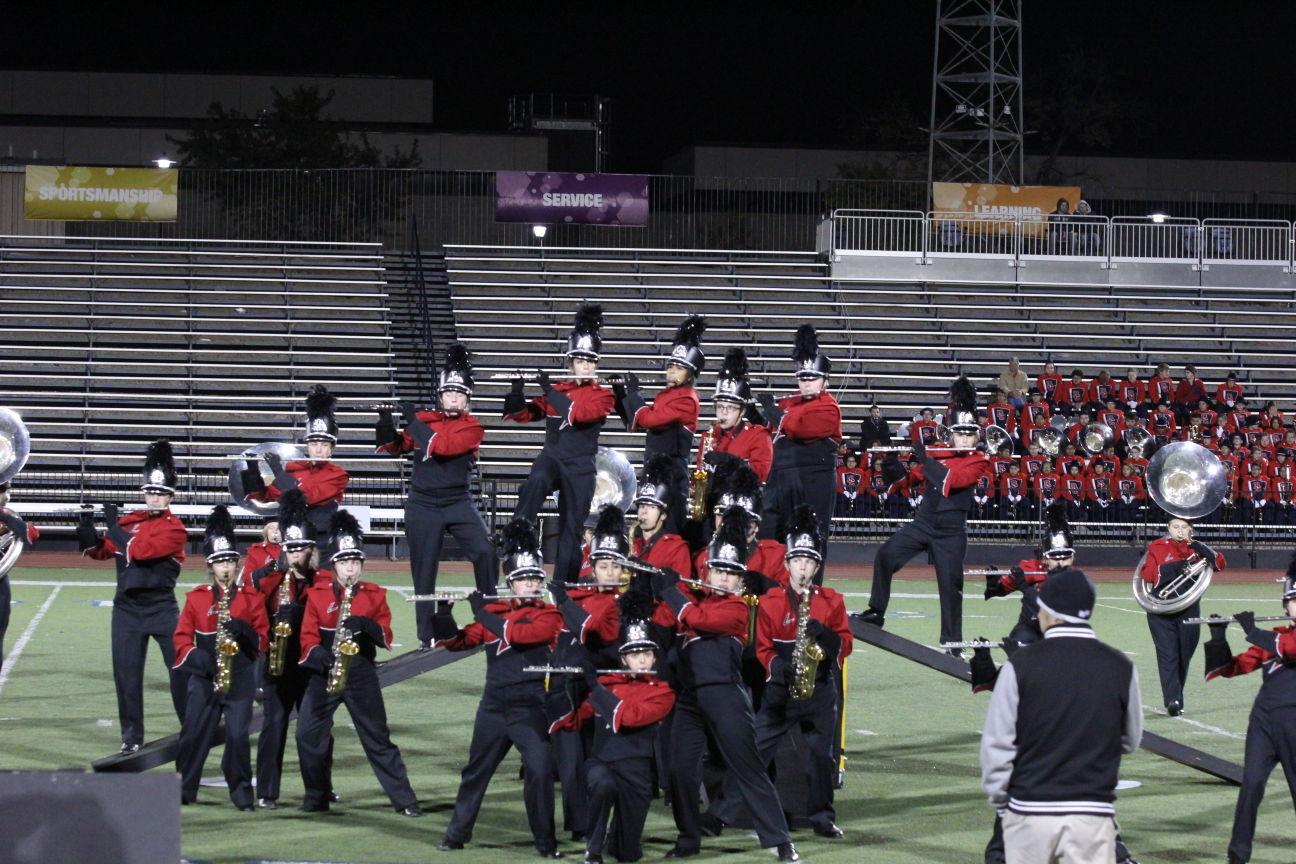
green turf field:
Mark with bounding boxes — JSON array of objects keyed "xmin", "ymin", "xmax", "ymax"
[{"xmin": 0, "ymin": 566, "xmax": 1289, "ymax": 863}]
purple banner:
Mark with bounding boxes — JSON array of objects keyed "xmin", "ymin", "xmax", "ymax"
[{"xmin": 496, "ymin": 171, "xmax": 649, "ymax": 226}]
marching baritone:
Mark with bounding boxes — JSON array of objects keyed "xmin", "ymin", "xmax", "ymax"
[
  {"xmin": 242, "ymin": 384, "xmax": 349, "ymax": 537},
  {"xmin": 376, "ymin": 343, "xmax": 498, "ymax": 646},
  {"xmin": 1203, "ymin": 562, "xmax": 1296, "ymax": 864},
  {"xmin": 0, "ymin": 480, "xmax": 39, "ymax": 662},
  {"xmin": 857, "ymin": 376, "xmax": 993, "ymax": 645},
  {"xmin": 631, "ymin": 454, "xmax": 694, "ymax": 577},
  {"xmin": 756, "ymin": 325, "xmax": 842, "ymax": 557},
  {"xmin": 702, "ymin": 347, "xmax": 773, "ymax": 483},
  {"xmin": 172, "ymin": 506, "xmax": 269, "ymax": 809},
  {"xmin": 80, "ymin": 439, "xmax": 187, "ymax": 753},
  {"xmin": 435, "ymin": 517, "xmax": 565, "ymax": 857},
  {"xmin": 616, "ymin": 315, "xmax": 705, "ymax": 531},
  {"xmin": 506, "ymin": 303, "xmax": 616, "ymax": 583},
  {"xmin": 296, "ymin": 510, "xmax": 420, "ymax": 816},
  {"xmin": 1139, "ymin": 516, "xmax": 1226, "ymax": 715}
]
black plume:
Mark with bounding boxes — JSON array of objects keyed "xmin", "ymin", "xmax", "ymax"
[
  {"xmin": 785, "ymin": 503, "xmax": 822, "ymax": 547},
  {"xmin": 445, "ymin": 343, "xmax": 472, "ymax": 372},
  {"xmin": 643, "ymin": 452, "xmax": 685, "ymax": 487},
  {"xmin": 719, "ymin": 347, "xmax": 749, "ymax": 379},
  {"xmin": 574, "ymin": 303, "xmax": 604, "ymax": 336},
  {"xmin": 949, "ymin": 375, "xmax": 978, "ymax": 414},
  {"xmin": 306, "ymin": 384, "xmax": 337, "ymax": 417},
  {"xmin": 619, "ymin": 574, "xmax": 656, "ymax": 623},
  {"xmin": 278, "ymin": 488, "xmax": 309, "ymax": 530},
  {"xmin": 205, "ymin": 504, "xmax": 236, "ymax": 542},
  {"xmin": 791, "ymin": 324, "xmax": 819, "ymax": 363},
  {"xmin": 673, "ymin": 314, "xmax": 707, "ymax": 348},
  {"xmin": 593, "ymin": 505, "xmax": 626, "ymax": 538},
  {"xmin": 713, "ymin": 506, "xmax": 751, "ymax": 559},
  {"xmin": 328, "ymin": 508, "xmax": 363, "ymax": 539},
  {"xmin": 499, "ymin": 516, "xmax": 541, "ymax": 556},
  {"xmin": 880, "ymin": 454, "xmax": 908, "ymax": 486},
  {"xmin": 1045, "ymin": 501, "xmax": 1070, "ymax": 534},
  {"xmin": 144, "ymin": 439, "xmax": 175, "ymax": 473}
]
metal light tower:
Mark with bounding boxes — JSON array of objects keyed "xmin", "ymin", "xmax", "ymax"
[{"xmin": 926, "ymin": 0, "xmax": 1025, "ymax": 190}]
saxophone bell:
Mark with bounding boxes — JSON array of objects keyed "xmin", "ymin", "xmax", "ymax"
[{"xmin": 790, "ymin": 585, "xmax": 824, "ymax": 702}]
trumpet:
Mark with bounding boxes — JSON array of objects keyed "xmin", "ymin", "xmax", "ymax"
[
  {"xmin": 407, "ymin": 590, "xmax": 540, "ymax": 603},
  {"xmin": 1181, "ymin": 614, "xmax": 1293, "ymax": 626},
  {"xmin": 523, "ymin": 665, "xmax": 658, "ymax": 676}
]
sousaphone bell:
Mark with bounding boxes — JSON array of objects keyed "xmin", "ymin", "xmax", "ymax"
[
  {"xmin": 0, "ymin": 408, "xmax": 33, "ymax": 578},
  {"xmin": 228, "ymin": 442, "xmax": 306, "ymax": 514}
]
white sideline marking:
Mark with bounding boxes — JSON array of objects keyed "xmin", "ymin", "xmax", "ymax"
[
  {"xmin": 854, "ymin": 728, "xmax": 877, "ymax": 736},
  {"xmin": 0, "ymin": 586, "xmax": 61, "ymax": 695},
  {"xmin": 1143, "ymin": 704, "xmax": 1245, "ymax": 741},
  {"xmin": 1097, "ymin": 602, "xmax": 1144, "ymax": 616}
]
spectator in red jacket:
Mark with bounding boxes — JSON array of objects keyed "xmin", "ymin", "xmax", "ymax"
[
  {"xmin": 1061, "ymin": 369, "xmax": 1089, "ymax": 409},
  {"xmin": 1171, "ymin": 364, "xmax": 1207, "ymax": 424},
  {"xmin": 835, "ymin": 452, "xmax": 865, "ymax": 517},
  {"xmin": 1030, "ymin": 461, "xmax": 1062, "ymax": 511},
  {"xmin": 1238, "ymin": 462, "xmax": 1274, "ymax": 524},
  {"xmin": 1117, "ymin": 368, "xmax": 1146, "ymax": 412},
  {"xmin": 1061, "ymin": 464, "xmax": 1087, "ymax": 521},
  {"xmin": 1114, "ymin": 464, "xmax": 1146, "ymax": 523},
  {"xmin": 1021, "ymin": 389, "xmax": 1051, "ymax": 429},
  {"xmin": 1215, "ymin": 372, "xmax": 1244, "ymax": 410},
  {"xmin": 1150, "ymin": 402, "xmax": 1178, "ymax": 441},
  {"xmin": 1085, "ymin": 462, "xmax": 1115, "ymax": 521},
  {"xmin": 1196, "ymin": 399, "xmax": 1219, "ymax": 430},
  {"xmin": 1261, "ymin": 401, "xmax": 1286, "ymax": 431},
  {"xmin": 1019, "ymin": 442, "xmax": 1047, "ymax": 477},
  {"xmin": 1036, "ymin": 360, "xmax": 1063, "ymax": 406},
  {"xmin": 1146, "ymin": 363, "xmax": 1176, "ymax": 408},
  {"xmin": 1087, "ymin": 370, "xmax": 1115, "ymax": 406},
  {"xmin": 1056, "ymin": 443, "xmax": 1087, "ymax": 479},
  {"xmin": 985, "ymin": 388, "xmax": 1018, "ymax": 435},
  {"xmin": 997, "ymin": 463, "xmax": 1027, "ymax": 520},
  {"xmin": 909, "ymin": 407, "xmax": 940, "ymax": 447},
  {"xmin": 864, "ymin": 456, "xmax": 890, "ymax": 517}
]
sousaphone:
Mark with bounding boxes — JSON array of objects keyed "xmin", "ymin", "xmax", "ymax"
[
  {"xmin": 0, "ymin": 408, "xmax": 32, "ymax": 578},
  {"xmin": 228, "ymin": 442, "xmax": 306, "ymax": 515}
]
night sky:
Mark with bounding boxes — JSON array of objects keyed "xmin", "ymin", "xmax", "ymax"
[{"xmin": 6, "ymin": 2, "xmax": 1295, "ymax": 172}]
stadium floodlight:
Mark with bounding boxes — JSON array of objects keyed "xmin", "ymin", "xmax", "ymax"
[
  {"xmin": 532, "ymin": 224, "xmax": 548, "ymax": 239},
  {"xmin": 1149, "ymin": 213, "xmax": 1168, "ymax": 224},
  {"xmin": 154, "ymin": 155, "xmax": 175, "ymax": 169}
]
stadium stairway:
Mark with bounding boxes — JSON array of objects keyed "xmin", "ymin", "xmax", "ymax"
[
  {"xmin": 384, "ymin": 250, "xmax": 458, "ymax": 404},
  {"xmin": 0, "ymin": 235, "xmax": 402, "ymax": 538}
]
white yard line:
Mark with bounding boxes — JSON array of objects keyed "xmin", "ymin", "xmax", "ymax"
[
  {"xmin": 0, "ymin": 586, "xmax": 61, "ymax": 695},
  {"xmin": 1096, "ymin": 602, "xmax": 1144, "ymax": 615},
  {"xmin": 1143, "ymin": 704, "xmax": 1245, "ymax": 741}
]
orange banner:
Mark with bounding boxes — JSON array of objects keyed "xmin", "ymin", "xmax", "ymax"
[{"xmin": 932, "ymin": 183, "xmax": 1081, "ymax": 237}]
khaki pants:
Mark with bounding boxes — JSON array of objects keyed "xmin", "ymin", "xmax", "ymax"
[{"xmin": 1002, "ymin": 811, "xmax": 1118, "ymax": 864}]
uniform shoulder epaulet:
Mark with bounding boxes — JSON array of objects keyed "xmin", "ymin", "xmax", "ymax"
[{"xmin": 194, "ymin": 584, "xmax": 212, "ymax": 593}]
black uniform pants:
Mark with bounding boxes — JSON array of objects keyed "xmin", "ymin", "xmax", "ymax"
[
  {"xmin": 256, "ymin": 662, "xmax": 311, "ymax": 802},
  {"xmin": 111, "ymin": 596, "xmax": 185, "ymax": 746},
  {"xmin": 669, "ymin": 683, "xmax": 790, "ymax": 852},
  {"xmin": 870, "ymin": 517, "xmax": 969, "ymax": 644},
  {"xmin": 1145, "ymin": 601, "xmax": 1200, "ymax": 708},
  {"xmin": 554, "ymin": 721, "xmax": 593, "ymax": 834},
  {"xmin": 406, "ymin": 494, "xmax": 498, "ymax": 643},
  {"xmin": 0, "ymin": 576, "xmax": 9, "ymax": 663},
  {"xmin": 445, "ymin": 688, "xmax": 557, "ymax": 852},
  {"xmin": 761, "ymin": 464, "xmax": 834, "ymax": 575},
  {"xmin": 295, "ymin": 662, "xmax": 416, "ymax": 810},
  {"xmin": 515, "ymin": 453, "xmax": 596, "ymax": 585},
  {"xmin": 1229, "ymin": 703, "xmax": 1296, "ymax": 863},
  {"xmin": 176, "ymin": 672, "xmax": 253, "ymax": 807},
  {"xmin": 586, "ymin": 755, "xmax": 655, "ymax": 863}
]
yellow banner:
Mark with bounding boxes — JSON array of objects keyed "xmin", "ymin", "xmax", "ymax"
[
  {"xmin": 24, "ymin": 166, "xmax": 178, "ymax": 222},
  {"xmin": 932, "ymin": 182, "xmax": 1081, "ymax": 237}
]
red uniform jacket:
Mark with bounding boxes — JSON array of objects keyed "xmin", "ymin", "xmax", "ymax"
[
  {"xmin": 1124, "ymin": 456, "xmax": 1149, "ymax": 478},
  {"xmin": 1150, "ymin": 410, "xmax": 1178, "ymax": 437},
  {"xmin": 710, "ymin": 421, "xmax": 774, "ymax": 483},
  {"xmin": 910, "ymin": 420, "xmax": 940, "ymax": 446},
  {"xmin": 774, "ymin": 392, "xmax": 842, "ymax": 443},
  {"xmin": 1116, "ymin": 379, "xmax": 1145, "ymax": 406},
  {"xmin": 998, "ymin": 474, "xmax": 1027, "ymax": 500},
  {"xmin": 1084, "ymin": 474, "xmax": 1114, "ymax": 502},
  {"xmin": 630, "ymin": 385, "xmax": 699, "ymax": 433},
  {"xmin": 993, "ymin": 558, "xmax": 1049, "ymax": 594},
  {"xmin": 1093, "ymin": 454, "xmax": 1121, "ymax": 476},
  {"xmin": 1036, "ymin": 373, "xmax": 1062, "ymax": 403},
  {"xmin": 85, "ymin": 508, "xmax": 187, "ymax": 565},
  {"xmin": 435, "ymin": 599, "xmax": 563, "ymax": 649},
  {"xmin": 563, "ymin": 588, "xmax": 621, "ymax": 646},
  {"xmin": 1116, "ymin": 476, "xmax": 1146, "ymax": 501},
  {"xmin": 1020, "ymin": 454, "xmax": 1047, "ymax": 477},
  {"xmin": 1225, "ymin": 409, "xmax": 1254, "ymax": 435},
  {"xmin": 1021, "ymin": 402, "xmax": 1051, "ymax": 427},
  {"xmin": 252, "ymin": 461, "xmax": 349, "ymax": 506},
  {"xmin": 692, "ymin": 539, "xmax": 788, "ymax": 587},
  {"xmin": 1146, "ymin": 376, "xmax": 1175, "ymax": 405},
  {"xmin": 1087, "ymin": 379, "xmax": 1115, "ymax": 405},
  {"xmin": 894, "ymin": 468, "xmax": 926, "ymax": 501},
  {"xmin": 1061, "ymin": 476, "xmax": 1085, "ymax": 502},
  {"xmin": 632, "ymin": 531, "xmax": 693, "ymax": 579},
  {"xmin": 836, "ymin": 465, "xmax": 864, "ymax": 495},
  {"xmin": 985, "ymin": 403, "xmax": 1017, "ymax": 434},
  {"xmin": 990, "ymin": 455, "xmax": 1015, "ymax": 478},
  {"xmin": 1238, "ymin": 474, "xmax": 1274, "ymax": 504},
  {"xmin": 1139, "ymin": 537, "xmax": 1226, "ymax": 585},
  {"xmin": 1216, "ymin": 383, "xmax": 1244, "ymax": 409},
  {"xmin": 1057, "ymin": 455, "xmax": 1087, "ymax": 477},
  {"xmin": 554, "ymin": 674, "xmax": 677, "ymax": 734},
  {"xmin": 173, "ymin": 583, "xmax": 269, "ymax": 671},
  {"xmin": 1031, "ymin": 472, "xmax": 1061, "ymax": 501},
  {"xmin": 755, "ymin": 585, "xmax": 853, "ymax": 681},
  {"xmin": 507, "ymin": 380, "xmax": 615, "ymax": 426},
  {"xmin": 1172, "ymin": 378, "xmax": 1207, "ymax": 406},
  {"xmin": 1273, "ymin": 477, "xmax": 1296, "ymax": 506},
  {"xmin": 1206, "ymin": 625, "xmax": 1296, "ymax": 679},
  {"xmin": 376, "ymin": 410, "xmax": 483, "ymax": 460},
  {"xmin": 671, "ymin": 591, "xmax": 751, "ymax": 645},
  {"xmin": 241, "ymin": 541, "xmax": 281, "ymax": 585},
  {"xmin": 1061, "ymin": 381, "xmax": 1088, "ymax": 406},
  {"xmin": 299, "ymin": 581, "xmax": 395, "ymax": 664}
]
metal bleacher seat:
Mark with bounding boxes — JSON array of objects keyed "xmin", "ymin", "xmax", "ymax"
[{"xmin": 0, "ymin": 235, "xmax": 402, "ymax": 538}]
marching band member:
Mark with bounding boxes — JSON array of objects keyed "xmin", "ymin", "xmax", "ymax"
[
  {"xmin": 240, "ymin": 514, "xmax": 280, "ymax": 586},
  {"xmin": 172, "ymin": 506, "xmax": 268, "ymax": 809},
  {"xmin": 757, "ymin": 325, "xmax": 842, "ymax": 559},
  {"xmin": 702, "ymin": 347, "xmax": 773, "ymax": 483},
  {"xmin": 1139, "ymin": 516, "xmax": 1226, "ymax": 715},
  {"xmin": 631, "ymin": 455, "xmax": 694, "ymax": 577},
  {"xmin": 0, "ymin": 481, "xmax": 39, "ymax": 663},
  {"xmin": 856, "ymin": 377, "xmax": 993, "ymax": 645},
  {"xmin": 376, "ymin": 344, "xmax": 498, "ymax": 646},
  {"xmin": 695, "ymin": 462, "xmax": 788, "ymax": 588},
  {"xmin": 617, "ymin": 315, "xmax": 705, "ymax": 531},
  {"xmin": 506, "ymin": 304, "xmax": 616, "ymax": 583},
  {"xmin": 80, "ymin": 439, "xmax": 188, "ymax": 753},
  {"xmin": 243, "ymin": 385, "xmax": 349, "ymax": 537},
  {"xmin": 296, "ymin": 510, "xmax": 420, "ymax": 816},
  {"xmin": 1203, "ymin": 562, "xmax": 1296, "ymax": 864},
  {"xmin": 250, "ymin": 490, "xmax": 321, "ymax": 809},
  {"xmin": 652, "ymin": 509, "xmax": 799, "ymax": 862},
  {"xmin": 435, "ymin": 517, "xmax": 564, "ymax": 856}
]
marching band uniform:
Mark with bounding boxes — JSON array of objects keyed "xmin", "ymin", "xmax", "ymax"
[
  {"xmin": 1204, "ymin": 570, "xmax": 1296, "ymax": 864},
  {"xmin": 858, "ymin": 376, "xmax": 992, "ymax": 644},
  {"xmin": 296, "ymin": 511, "xmax": 420, "ymax": 815},
  {"xmin": 1140, "ymin": 522, "xmax": 1226, "ymax": 714},
  {"xmin": 376, "ymin": 345, "xmax": 498, "ymax": 644},
  {"xmin": 240, "ymin": 517, "xmax": 280, "ymax": 586},
  {"xmin": 0, "ymin": 483, "xmax": 38, "ymax": 663},
  {"xmin": 653, "ymin": 511, "xmax": 798, "ymax": 862},
  {"xmin": 507, "ymin": 304, "xmax": 616, "ymax": 584},
  {"xmin": 81, "ymin": 440, "xmax": 187, "ymax": 752},
  {"xmin": 251, "ymin": 490, "xmax": 320, "ymax": 808},
  {"xmin": 617, "ymin": 315, "xmax": 705, "ymax": 531},
  {"xmin": 703, "ymin": 348, "xmax": 774, "ymax": 484},
  {"xmin": 758, "ymin": 326, "xmax": 841, "ymax": 557},
  {"xmin": 173, "ymin": 506, "xmax": 269, "ymax": 809},
  {"xmin": 436, "ymin": 518, "xmax": 564, "ymax": 856},
  {"xmin": 243, "ymin": 385, "xmax": 349, "ymax": 537},
  {"xmin": 631, "ymin": 455, "xmax": 694, "ymax": 578}
]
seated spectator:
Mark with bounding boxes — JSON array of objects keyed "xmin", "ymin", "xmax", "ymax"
[
  {"xmin": 1117, "ymin": 368, "xmax": 1146, "ymax": 413},
  {"xmin": 996, "ymin": 357, "xmax": 1030, "ymax": 408},
  {"xmin": 985, "ymin": 388, "xmax": 1017, "ymax": 435},
  {"xmin": 865, "ymin": 457, "xmax": 889, "ymax": 517},
  {"xmin": 1020, "ymin": 441, "xmax": 1048, "ymax": 478},
  {"xmin": 835, "ymin": 452, "xmax": 865, "ymax": 518},
  {"xmin": 1196, "ymin": 398, "xmax": 1219, "ymax": 431},
  {"xmin": 1061, "ymin": 464, "xmax": 1087, "ymax": 521},
  {"xmin": 1150, "ymin": 402, "xmax": 1178, "ymax": 441},
  {"xmin": 1085, "ymin": 462, "xmax": 1115, "ymax": 521},
  {"xmin": 1057, "ymin": 443, "xmax": 1087, "ymax": 478},
  {"xmin": 858, "ymin": 403, "xmax": 891, "ymax": 452},
  {"xmin": 1031, "ymin": 460, "xmax": 1062, "ymax": 511},
  {"xmin": 1260, "ymin": 401, "xmax": 1286, "ymax": 431},
  {"xmin": 1021, "ymin": 389, "xmax": 1051, "ymax": 429},
  {"xmin": 1072, "ymin": 199, "xmax": 1101, "ymax": 253},
  {"xmin": 1146, "ymin": 363, "xmax": 1175, "ymax": 407},
  {"xmin": 1098, "ymin": 400, "xmax": 1126, "ymax": 433},
  {"xmin": 1171, "ymin": 364, "xmax": 1207, "ymax": 423},
  {"xmin": 1238, "ymin": 462, "xmax": 1273, "ymax": 524},
  {"xmin": 971, "ymin": 471, "xmax": 995, "ymax": 520},
  {"xmin": 1088, "ymin": 370, "xmax": 1115, "ymax": 406},
  {"xmin": 1114, "ymin": 463, "xmax": 1146, "ymax": 523},
  {"xmin": 909, "ymin": 407, "xmax": 939, "ymax": 447},
  {"xmin": 990, "ymin": 444, "xmax": 1016, "ymax": 482},
  {"xmin": 1094, "ymin": 445, "xmax": 1121, "ymax": 477},
  {"xmin": 1224, "ymin": 398, "xmax": 1253, "ymax": 436},
  {"xmin": 1061, "ymin": 369, "xmax": 1088, "ymax": 408},
  {"xmin": 1047, "ymin": 198, "xmax": 1074, "ymax": 253},
  {"xmin": 997, "ymin": 463, "xmax": 1027, "ymax": 520},
  {"xmin": 1036, "ymin": 360, "xmax": 1062, "ymax": 405},
  {"xmin": 1215, "ymin": 372, "xmax": 1244, "ymax": 410}
]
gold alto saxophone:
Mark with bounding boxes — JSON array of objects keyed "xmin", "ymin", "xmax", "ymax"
[
  {"xmin": 214, "ymin": 584, "xmax": 240, "ymax": 695},
  {"xmin": 687, "ymin": 425, "xmax": 720, "ymax": 521},
  {"xmin": 326, "ymin": 582, "xmax": 359, "ymax": 695},
  {"xmin": 790, "ymin": 588, "xmax": 825, "ymax": 702},
  {"xmin": 268, "ymin": 567, "xmax": 294, "ymax": 677}
]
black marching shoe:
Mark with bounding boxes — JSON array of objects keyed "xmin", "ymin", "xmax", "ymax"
[
  {"xmin": 399, "ymin": 804, "xmax": 423, "ymax": 817},
  {"xmin": 257, "ymin": 798, "xmax": 278, "ymax": 810},
  {"xmin": 328, "ymin": 791, "xmax": 341, "ymax": 802},
  {"xmin": 1117, "ymin": 856, "xmax": 1140, "ymax": 864},
  {"xmin": 1167, "ymin": 700, "xmax": 1184, "ymax": 717},
  {"xmin": 584, "ymin": 855, "xmax": 603, "ymax": 864},
  {"xmin": 298, "ymin": 801, "xmax": 329, "ymax": 813},
  {"xmin": 663, "ymin": 847, "xmax": 698, "ymax": 859},
  {"xmin": 437, "ymin": 836, "xmax": 464, "ymax": 851},
  {"xmin": 776, "ymin": 842, "xmax": 800, "ymax": 862},
  {"xmin": 814, "ymin": 822, "xmax": 845, "ymax": 838},
  {"xmin": 851, "ymin": 607, "xmax": 885, "ymax": 627},
  {"xmin": 237, "ymin": 803, "xmax": 255, "ymax": 812},
  {"xmin": 119, "ymin": 743, "xmax": 141, "ymax": 755},
  {"xmin": 419, "ymin": 639, "xmax": 433, "ymax": 652},
  {"xmin": 537, "ymin": 849, "xmax": 562, "ymax": 859},
  {"xmin": 698, "ymin": 813, "xmax": 725, "ymax": 837}
]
